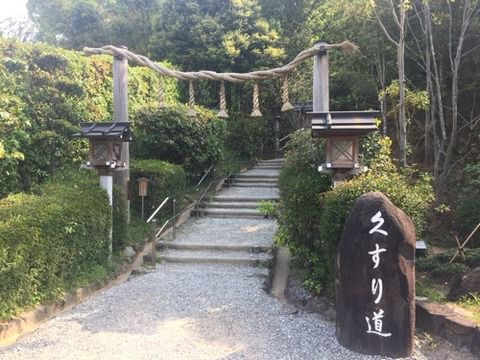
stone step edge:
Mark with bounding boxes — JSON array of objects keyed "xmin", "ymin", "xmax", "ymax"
[
  {"xmin": 229, "ymin": 184, "xmax": 278, "ymax": 188},
  {"xmin": 199, "ymin": 202, "xmax": 259, "ymax": 209},
  {"xmin": 157, "ymin": 255, "xmax": 272, "ymax": 266},
  {"xmin": 156, "ymin": 241, "xmax": 271, "ymax": 252},
  {"xmin": 211, "ymin": 197, "xmax": 279, "ymax": 202}
]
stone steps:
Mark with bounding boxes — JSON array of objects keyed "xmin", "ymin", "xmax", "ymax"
[
  {"xmin": 211, "ymin": 196, "xmax": 279, "ymax": 203},
  {"xmin": 199, "ymin": 208, "xmax": 265, "ymax": 219},
  {"xmin": 231, "ymin": 178, "xmax": 278, "ymax": 184},
  {"xmin": 156, "ymin": 241, "xmax": 270, "ymax": 253},
  {"xmin": 229, "ymin": 183, "xmax": 278, "ymax": 188},
  {"xmin": 199, "ymin": 202, "xmax": 259, "ymax": 209},
  {"xmin": 157, "ymin": 249, "xmax": 272, "ymax": 267}
]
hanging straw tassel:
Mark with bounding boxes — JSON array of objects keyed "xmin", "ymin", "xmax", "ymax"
[
  {"xmin": 186, "ymin": 80, "xmax": 196, "ymax": 117},
  {"xmin": 216, "ymin": 81, "xmax": 229, "ymax": 118},
  {"xmin": 250, "ymin": 82, "xmax": 262, "ymax": 117},
  {"xmin": 280, "ymin": 75, "xmax": 294, "ymax": 112},
  {"xmin": 157, "ymin": 76, "xmax": 168, "ymax": 109}
]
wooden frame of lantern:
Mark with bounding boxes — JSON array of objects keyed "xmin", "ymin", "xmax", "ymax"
[
  {"xmin": 309, "ymin": 111, "xmax": 379, "ymax": 173},
  {"xmin": 73, "ymin": 122, "xmax": 132, "ymax": 173}
]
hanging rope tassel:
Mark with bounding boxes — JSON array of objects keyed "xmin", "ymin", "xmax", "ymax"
[
  {"xmin": 250, "ymin": 82, "xmax": 262, "ymax": 117},
  {"xmin": 186, "ymin": 80, "xmax": 196, "ymax": 117},
  {"xmin": 157, "ymin": 76, "xmax": 167, "ymax": 108},
  {"xmin": 216, "ymin": 81, "xmax": 229, "ymax": 118},
  {"xmin": 281, "ymin": 75, "xmax": 294, "ymax": 112}
]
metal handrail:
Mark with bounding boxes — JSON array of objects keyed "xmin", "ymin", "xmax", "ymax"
[
  {"xmin": 196, "ymin": 164, "xmax": 214, "ymax": 187},
  {"xmin": 146, "ymin": 197, "xmax": 170, "ymax": 223},
  {"xmin": 279, "ymin": 133, "xmax": 293, "ymax": 143},
  {"xmin": 146, "ymin": 196, "xmax": 178, "ymax": 240}
]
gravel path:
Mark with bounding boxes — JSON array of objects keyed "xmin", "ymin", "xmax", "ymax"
[{"xmin": 0, "ymin": 263, "xmax": 416, "ymax": 360}]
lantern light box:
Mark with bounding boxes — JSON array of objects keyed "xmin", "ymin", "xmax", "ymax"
[
  {"xmin": 73, "ymin": 122, "xmax": 132, "ymax": 170},
  {"xmin": 308, "ymin": 110, "xmax": 380, "ymax": 170}
]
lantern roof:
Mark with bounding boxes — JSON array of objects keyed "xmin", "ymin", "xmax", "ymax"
[
  {"xmin": 73, "ymin": 122, "xmax": 132, "ymax": 141},
  {"xmin": 309, "ymin": 110, "xmax": 380, "ymax": 137}
]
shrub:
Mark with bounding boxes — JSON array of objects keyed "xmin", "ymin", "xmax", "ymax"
[
  {"xmin": 0, "ymin": 37, "xmax": 177, "ymax": 197},
  {"xmin": 112, "ymin": 185, "xmax": 128, "ymax": 252},
  {"xmin": 456, "ymin": 163, "xmax": 480, "ymax": 246},
  {"xmin": 226, "ymin": 112, "xmax": 275, "ymax": 158},
  {"xmin": 131, "ymin": 104, "xmax": 227, "ymax": 180},
  {"xmin": 275, "ymin": 130, "xmax": 331, "ymax": 285},
  {"xmin": 315, "ymin": 138, "xmax": 433, "ymax": 295},
  {"xmin": 277, "ymin": 135, "xmax": 434, "ymax": 296},
  {"xmin": 130, "ymin": 159, "xmax": 186, "ymax": 220},
  {"xmin": 0, "ymin": 170, "xmax": 111, "ymax": 319}
]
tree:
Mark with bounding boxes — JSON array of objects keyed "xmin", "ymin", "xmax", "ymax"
[{"xmin": 371, "ymin": 0, "xmax": 409, "ymax": 166}]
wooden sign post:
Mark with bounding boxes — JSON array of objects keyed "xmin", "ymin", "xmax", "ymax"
[
  {"xmin": 137, "ymin": 177, "xmax": 149, "ymax": 220},
  {"xmin": 336, "ymin": 192, "xmax": 416, "ymax": 358}
]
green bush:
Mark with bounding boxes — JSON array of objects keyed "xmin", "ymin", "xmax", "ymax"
[
  {"xmin": 112, "ymin": 185, "xmax": 128, "ymax": 252},
  {"xmin": 456, "ymin": 163, "xmax": 480, "ymax": 246},
  {"xmin": 276, "ymin": 136, "xmax": 434, "ymax": 296},
  {"xmin": 226, "ymin": 112, "xmax": 275, "ymax": 158},
  {"xmin": 131, "ymin": 104, "xmax": 227, "ymax": 180},
  {"xmin": 0, "ymin": 37, "xmax": 177, "ymax": 198},
  {"xmin": 0, "ymin": 170, "xmax": 111, "ymax": 319},
  {"xmin": 130, "ymin": 159, "xmax": 186, "ymax": 220}
]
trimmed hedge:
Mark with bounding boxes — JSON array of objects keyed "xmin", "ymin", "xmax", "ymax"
[
  {"xmin": 276, "ymin": 135, "xmax": 434, "ymax": 296},
  {"xmin": 130, "ymin": 159, "xmax": 186, "ymax": 220},
  {"xmin": 0, "ymin": 37, "xmax": 177, "ymax": 197},
  {"xmin": 0, "ymin": 170, "xmax": 111, "ymax": 319},
  {"xmin": 131, "ymin": 104, "xmax": 227, "ymax": 180}
]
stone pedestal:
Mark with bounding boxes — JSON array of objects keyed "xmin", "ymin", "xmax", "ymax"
[{"xmin": 336, "ymin": 192, "xmax": 416, "ymax": 358}]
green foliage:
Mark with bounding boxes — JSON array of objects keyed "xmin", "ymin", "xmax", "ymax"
[
  {"xmin": 0, "ymin": 37, "xmax": 177, "ymax": 198},
  {"xmin": 275, "ymin": 130, "xmax": 331, "ymax": 293},
  {"xmin": 456, "ymin": 163, "xmax": 480, "ymax": 245},
  {"xmin": 0, "ymin": 170, "xmax": 111, "ymax": 320},
  {"xmin": 277, "ymin": 135, "xmax": 434, "ymax": 296},
  {"xmin": 130, "ymin": 159, "xmax": 186, "ymax": 220},
  {"xmin": 257, "ymin": 200, "xmax": 278, "ymax": 218},
  {"xmin": 131, "ymin": 104, "xmax": 227, "ymax": 180},
  {"xmin": 226, "ymin": 112, "xmax": 274, "ymax": 158},
  {"xmin": 112, "ymin": 185, "xmax": 128, "ymax": 253}
]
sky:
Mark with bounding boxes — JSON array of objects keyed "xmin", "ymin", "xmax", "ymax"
[{"xmin": 0, "ymin": 0, "xmax": 29, "ymax": 22}]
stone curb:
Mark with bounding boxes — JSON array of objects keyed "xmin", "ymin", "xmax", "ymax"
[
  {"xmin": 416, "ymin": 300, "xmax": 480, "ymax": 357},
  {"xmin": 0, "ymin": 201, "xmax": 195, "ymax": 348}
]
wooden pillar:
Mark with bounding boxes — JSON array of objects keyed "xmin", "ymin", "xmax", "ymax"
[
  {"xmin": 274, "ymin": 115, "xmax": 280, "ymax": 158},
  {"xmin": 99, "ymin": 172, "xmax": 113, "ymax": 258},
  {"xmin": 313, "ymin": 41, "xmax": 329, "ymax": 113},
  {"xmin": 113, "ymin": 49, "xmax": 130, "ymax": 221}
]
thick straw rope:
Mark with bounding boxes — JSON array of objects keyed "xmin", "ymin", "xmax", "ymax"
[
  {"xmin": 187, "ymin": 80, "xmax": 196, "ymax": 117},
  {"xmin": 84, "ymin": 41, "xmax": 358, "ymax": 83},
  {"xmin": 157, "ymin": 76, "xmax": 167, "ymax": 108},
  {"xmin": 217, "ymin": 81, "xmax": 228, "ymax": 118},
  {"xmin": 281, "ymin": 75, "xmax": 294, "ymax": 112},
  {"xmin": 251, "ymin": 83, "xmax": 262, "ymax": 117}
]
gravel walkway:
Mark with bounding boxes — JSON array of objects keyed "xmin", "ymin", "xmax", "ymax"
[{"xmin": 0, "ymin": 263, "xmax": 422, "ymax": 360}]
